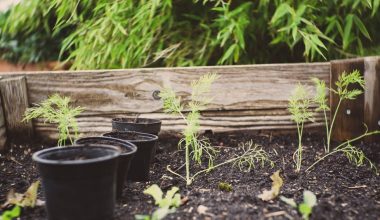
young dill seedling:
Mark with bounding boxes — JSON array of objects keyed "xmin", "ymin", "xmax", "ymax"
[
  {"xmin": 308, "ymin": 70, "xmax": 380, "ymax": 173},
  {"xmin": 312, "ymin": 70, "xmax": 365, "ymax": 153},
  {"xmin": 23, "ymin": 94, "xmax": 84, "ymax": 146},
  {"xmin": 288, "ymin": 84, "xmax": 314, "ymax": 172},
  {"xmin": 159, "ymin": 73, "xmax": 219, "ymax": 185},
  {"xmin": 160, "ymin": 74, "xmax": 274, "ymax": 185}
]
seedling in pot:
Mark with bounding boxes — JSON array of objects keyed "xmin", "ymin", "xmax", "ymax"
[
  {"xmin": 135, "ymin": 184, "xmax": 181, "ymax": 220},
  {"xmin": 23, "ymin": 94, "xmax": 84, "ymax": 146},
  {"xmin": 280, "ymin": 190, "xmax": 317, "ymax": 220},
  {"xmin": 160, "ymin": 74, "xmax": 274, "ymax": 185},
  {"xmin": 288, "ymin": 84, "xmax": 314, "ymax": 172}
]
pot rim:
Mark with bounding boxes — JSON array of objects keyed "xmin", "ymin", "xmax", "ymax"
[
  {"xmin": 102, "ymin": 131, "xmax": 158, "ymax": 143},
  {"xmin": 32, "ymin": 145, "xmax": 121, "ymax": 165},
  {"xmin": 112, "ymin": 117, "xmax": 161, "ymax": 125},
  {"xmin": 74, "ymin": 136, "xmax": 137, "ymax": 156}
]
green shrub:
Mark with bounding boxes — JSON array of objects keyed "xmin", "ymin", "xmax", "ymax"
[{"xmin": 2, "ymin": 0, "xmax": 380, "ymax": 68}]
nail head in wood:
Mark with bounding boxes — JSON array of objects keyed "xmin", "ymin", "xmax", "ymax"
[
  {"xmin": 152, "ymin": 90, "xmax": 161, "ymax": 100},
  {"xmin": 346, "ymin": 109, "xmax": 351, "ymax": 115}
]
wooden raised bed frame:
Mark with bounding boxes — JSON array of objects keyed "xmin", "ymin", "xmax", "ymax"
[{"xmin": 0, "ymin": 56, "xmax": 379, "ymax": 150}]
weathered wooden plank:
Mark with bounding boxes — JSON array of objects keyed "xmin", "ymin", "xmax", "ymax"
[
  {"xmin": 364, "ymin": 57, "xmax": 380, "ymax": 141},
  {"xmin": 330, "ymin": 58, "xmax": 365, "ymax": 141},
  {"xmin": 0, "ymin": 90, "xmax": 7, "ymax": 151},
  {"xmin": 0, "ymin": 63, "xmax": 330, "ymax": 140},
  {"xmin": 32, "ymin": 110, "xmax": 326, "ymax": 140},
  {"xmin": 0, "ymin": 76, "xmax": 33, "ymax": 139}
]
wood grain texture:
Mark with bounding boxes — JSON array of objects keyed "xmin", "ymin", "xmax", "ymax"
[
  {"xmin": 0, "ymin": 76, "xmax": 33, "ymax": 138},
  {"xmin": 0, "ymin": 90, "xmax": 6, "ymax": 151},
  {"xmin": 0, "ymin": 63, "xmax": 330, "ymax": 139},
  {"xmin": 364, "ymin": 57, "xmax": 380, "ymax": 141},
  {"xmin": 330, "ymin": 58, "xmax": 365, "ymax": 142}
]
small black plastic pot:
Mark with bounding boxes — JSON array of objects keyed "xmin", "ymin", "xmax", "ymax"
[
  {"xmin": 75, "ymin": 137, "xmax": 137, "ymax": 198},
  {"xmin": 112, "ymin": 117, "xmax": 162, "ymax": 135},
  {"xmin": 102, "ymin": 131, "xmax": 158, "ymax": 181},
  {"xmin": 33, "ymin": 145, "xmax": 121, "ymax": 220}
]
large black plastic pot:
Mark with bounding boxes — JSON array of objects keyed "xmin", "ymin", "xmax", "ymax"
[
  {"xmin": 75, "ymin": 137, "xmax": 137, "ymax": 198},
  {"xmin": 33, "ymin": 145, "xmax": 121, "ymax": 220},
  {"xmin": 102, "ymin": 131, "xmax": 158, "ymax": 181},
  {"xmin": 112, "ymin": 118, "xmax": 161, "ymax": 135}
]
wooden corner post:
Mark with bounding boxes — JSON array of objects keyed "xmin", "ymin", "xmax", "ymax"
[
  {"xmin": 0, "ymin": 76, "xmax": 34, "ymax": 142},
  {"xmin": 330, "ymin": 56, "xmax": 380, "ymax": 142},
  {"xmin": 363, "ymin": 57, "xmax": 380, "ymax": 142}
]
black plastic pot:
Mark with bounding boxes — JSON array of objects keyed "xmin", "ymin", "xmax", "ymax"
[
  {"xmin": 75, "ymin": 137, "xmax": 137, "ymax": 198},
  {"xmin": 112, "ymin": 118, "xmax": 161, "ymax": 135},
  {"xmin": 33, "ymin": 145, "xmax": 121, "ymax": 220},
  {"xmin": 102, "ymin": 131, "xmax": 158, "ymax": 181}
]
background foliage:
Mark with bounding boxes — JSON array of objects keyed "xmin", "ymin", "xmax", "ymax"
[{"xmin": 1, "ymin": 0, "xmax": 379, "ymax": 69}]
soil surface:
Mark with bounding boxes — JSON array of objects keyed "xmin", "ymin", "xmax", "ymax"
[{"xmin": 1, "ymin": 132, "xmax": 380, "ymax": 220}]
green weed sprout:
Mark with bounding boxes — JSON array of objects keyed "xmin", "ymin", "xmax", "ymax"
[
  {"xmin": 160, "ymin": 74, "xmax": 273, "ymax": 185},
  {"xmin": 218, "ymin": 182, "xmax": 233, "ymax": 192},
  {"xmin": 312, "ymin": 70, "xmax": 365, "ymax": 153},
  {"xmin": 280, "ymin": 190, "xmax": 317, "ymax": 220},
  {"xmin": 288, "ymin": 84, "xmax": 314, "ymax": 172},
  {"xmin": 23, "ymin": 94, "xmax": 84, "ymax": 146},
  {"xmin": 135, "ymin": 184, "xmax": 181, "ymax": 220}
]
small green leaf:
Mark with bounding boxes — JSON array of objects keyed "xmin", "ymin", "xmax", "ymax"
[
  {"xmin": 280, "ymin": 196, "xmax": 297, "ymax": 208},
  {"xmin": 343, "ymin": 14, "xmax": 354, "ymax": 50},
  {"xmin": 299, "ymin": 203, "xmax": 312, "ymax": 220},
  {"xmin": 352, "ymin": 15, "xmax": 371, "ymax": 40},
  {"xmin": 144, "ymin": 185, "xmax": 163, "ymax": 206},
  {"xmin": 303, "ymin": 190, "xmax": 317, "ymax": 208},
  {"xmin": 1, "ymin": 205, "xmax": 21, "ymax": 220}
]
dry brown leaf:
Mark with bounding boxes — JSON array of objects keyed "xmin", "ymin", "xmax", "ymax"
[
  {"xmin": 258, "ymin": 170, "xmax": 283, "ymax": 201},
  {"xmin": 3, "ymin": 180, "xmax": 41, "ymax": 208}
]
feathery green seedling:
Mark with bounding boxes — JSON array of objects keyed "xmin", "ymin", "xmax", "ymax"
[
  {"xmin": 23, "ymin": 94, "xmax": 84, "ymax": 146},
  {"xmin": 306, "ymin": 127, "xmax": 379, "ymax": 173},
  {"xmin": 312, "ymin": 70, "xmax": 365, "ymax": 153},
  {"xmin": 288, "ymin": 84, "xmax": 314, "ymax": 172},
  {"xmin": 280, "ymin": 190, "xmax": 317, "ymax": 220},
  {"xmin": 160, "ymin": 74, "xmax": 274, "ymax": 185},
  {"xmin": 135, "ymin": 184, "xmax": 181, "ymax": 220}
]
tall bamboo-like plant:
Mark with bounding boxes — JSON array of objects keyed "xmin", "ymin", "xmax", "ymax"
[{"xmin": 288, "ymin": 84, "xmax": 314, "ymax": 172}]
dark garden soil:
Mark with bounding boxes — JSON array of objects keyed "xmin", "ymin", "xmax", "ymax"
[{"xmin": 1, "ymin": 132, "xmax": 380, "ymax": 220}]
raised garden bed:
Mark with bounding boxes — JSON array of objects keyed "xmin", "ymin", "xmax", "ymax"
[
  {"xmin": 1, "ymin": 132, "xmax": 380, "ymax": 219},
  {"xmin": 0, "ymin": 57, "xmax": 379, "ymax": 220}
]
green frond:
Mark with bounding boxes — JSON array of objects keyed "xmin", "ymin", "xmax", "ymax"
[
  {"xmin": 23, "ymin": 94, "xmax": 84, "ymax": 146},
  {"xmin": 233, "ymin": 140, "xmax": 274, "ymax": 172},
  {"xmin": 334, "ymin": 70, "xmax": 365, "ymax": 100},
  {"xmin": 311, "ymin": 77, "xmax": 329, "ymax": 111},
  {"xmin": 159, "ymin": 87, "xmax": 183, "ymax": 114},
  {"xmin": 288, "ymin": 84, "xmax": 314, "ymax": 124}
]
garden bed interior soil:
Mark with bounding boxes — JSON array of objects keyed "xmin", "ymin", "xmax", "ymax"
[{"xmin": 1, "ymin": 131, "xmax": 380, "ymax": 220}]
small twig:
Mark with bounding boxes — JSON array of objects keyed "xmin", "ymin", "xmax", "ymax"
[
  {"xmin": 9, "ymin": 157, "xmax": 22, "ymax": 165},
  {"xmin": 346, "ymin": 185, "xmax": 367, "ymax": 189}
]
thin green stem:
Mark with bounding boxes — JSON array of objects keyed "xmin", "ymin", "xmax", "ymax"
[
  {"xmin": 306, "ymin": 150, "xmax": 338, "ymax": 172},
  {"xmin": 327, "ymin": 98, "xmax": 342, "ymax": 153},
  {"xmin": 191, "ymin": 157, "xmax": 238, "ymax": 181},
  {"xmin": 323, "ymin": 108, "xmax": 329, "ymax": 153},
  {"xmin": 166, "ymin": 165, "xmax": 186, "ymax": 181}
]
